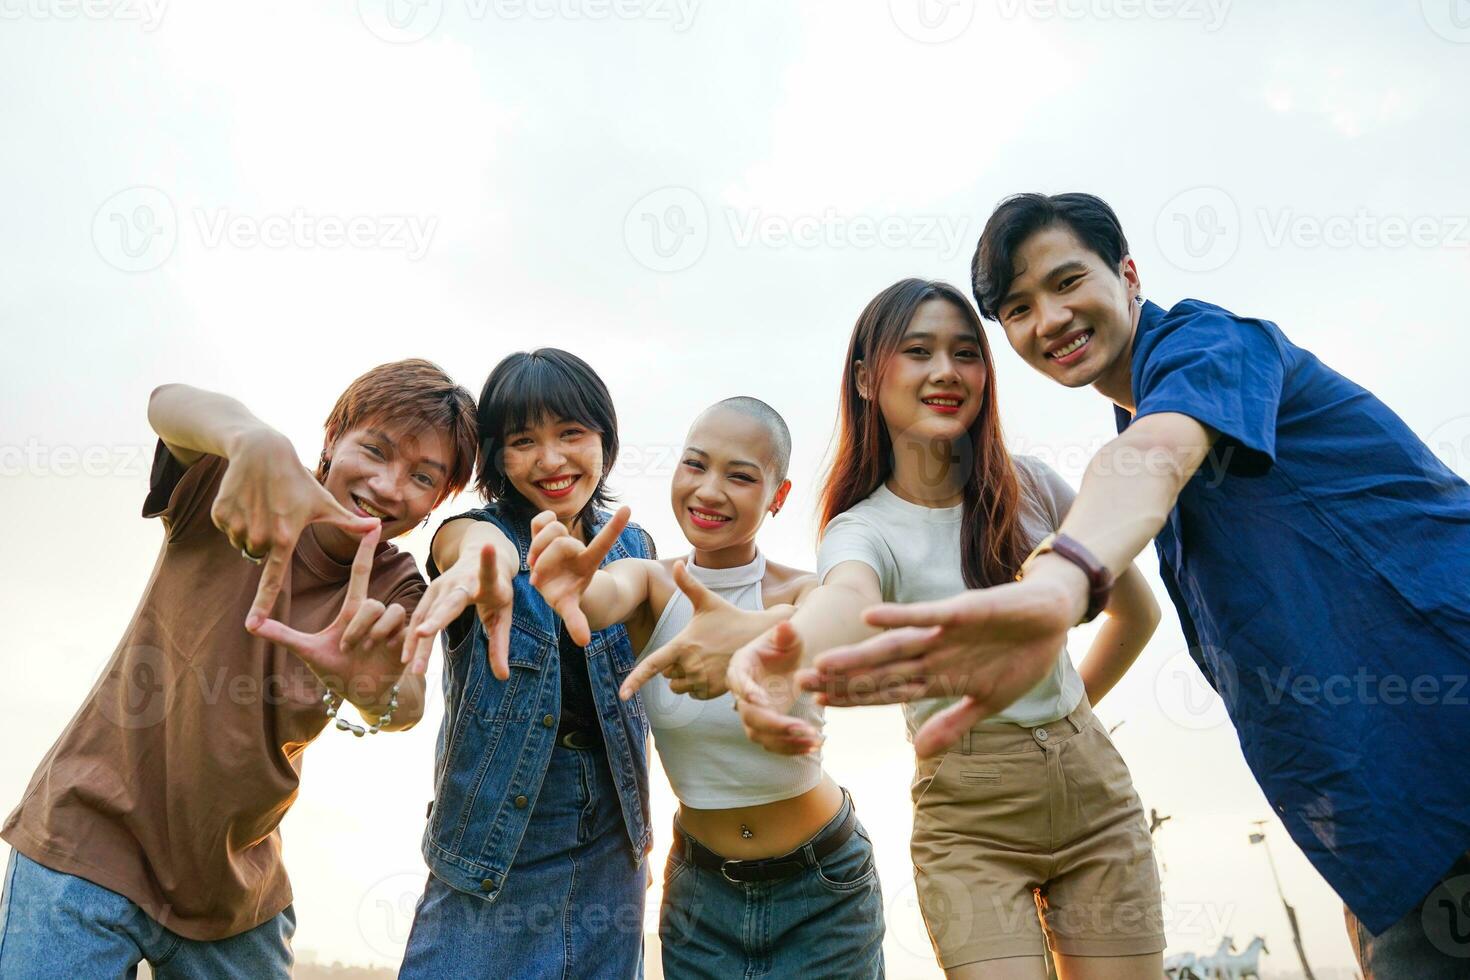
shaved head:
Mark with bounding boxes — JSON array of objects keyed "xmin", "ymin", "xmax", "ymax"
[{"xmin": 694, "ymin": 396, "xmax": 793, "ymax": 483}]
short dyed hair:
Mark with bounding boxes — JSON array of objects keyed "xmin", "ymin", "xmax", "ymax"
[
  {"xmin": 474, "ymin": 348, "xmax": 620, "ymax": 532},
  {"xmin": 971, "ymin": 192, "xmax": 1130, "ymax": 321},
  {"xmin": 706, "ymin": 396, "xmax": 792, "ymax": 483},
  {"xmin": 316, "ymin": 358, "xmax": 477, "ymax": 506}
]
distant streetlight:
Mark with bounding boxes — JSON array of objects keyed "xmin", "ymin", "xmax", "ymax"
[{"xmin": 1249, "ymin": 822, "xmax": 1316, "ymax": 980}]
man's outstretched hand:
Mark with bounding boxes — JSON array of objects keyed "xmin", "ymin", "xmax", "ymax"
[
  {"xmin": 213, "ymin": 432, "xmax": 379, "ymax": 631},
  {"xmin": 799, "ymin": 568, "xmax": 1085, "ymax": 757},
  {"xmin": 248, "ymin": 525, "xmax": 405, "ymax": 710}
]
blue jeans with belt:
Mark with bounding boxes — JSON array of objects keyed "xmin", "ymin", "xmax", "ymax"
[
  {"xmin": 0, "ymin": 850, "xmax": 295, "ymax": 978},
  {"xmin": 399, "ymin": 740, "xmax": 646, "ymax": 979},
  {"xmin": 659, "ymin": 790, "xmax": 885, "ymax": 979}
]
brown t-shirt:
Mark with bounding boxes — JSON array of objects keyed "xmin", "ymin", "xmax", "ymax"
[{"xmin": 1, "ymin": 444, "xmax": 425, "ymax": 941}]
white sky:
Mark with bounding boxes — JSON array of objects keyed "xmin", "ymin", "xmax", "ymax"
[{"xmin": 2, "ymin": 1, "xmax": 1467, "ymax": 976}]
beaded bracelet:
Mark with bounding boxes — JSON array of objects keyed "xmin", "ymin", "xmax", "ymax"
[{"xmin": 322, "ymin": 682, "xmax": 400, "ymax": 737}]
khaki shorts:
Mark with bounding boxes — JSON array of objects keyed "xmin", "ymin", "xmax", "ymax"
[{"xmin": 909, "ymin": 698, "xmax": 1164, "ymax": 967}]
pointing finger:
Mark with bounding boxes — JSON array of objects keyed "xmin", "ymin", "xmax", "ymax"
[
  {"xmin": 246, "ymin": 542, "xmax": 295, "ymax": 632},
  {"xmin": 620, "ymin": 645, "xmax": 677, "ymax": 700},
  {"xmin": 581, "ymin": 506, "xmax": 630, "ymax": 570}
]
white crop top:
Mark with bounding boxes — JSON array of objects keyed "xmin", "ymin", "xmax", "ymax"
[{"xmin": 639, "ymin": 552, "xmax": 824, "ymax": 809}]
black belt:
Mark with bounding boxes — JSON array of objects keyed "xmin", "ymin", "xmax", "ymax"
[
  {"xmin": 672, "ymin": 799, "xmax": 858, "ymax": 884},
  {"xmin": 557, "ymin": 729, "xmax": 600, "ymax": 750}
]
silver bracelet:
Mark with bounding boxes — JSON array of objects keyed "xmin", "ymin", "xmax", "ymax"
[{"xmin": 321, "ymin": 682, "xmax": 400, "ymax": 737}]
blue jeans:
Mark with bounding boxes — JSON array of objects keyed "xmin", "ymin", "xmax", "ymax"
[
  {"xmin": 1346, "ymin": 849, "xmax": 1470, "ymax": 980},
  {"xmin": 0, "ymin": 850, "xmax": 294, "ymax": 979},
  {"xmin": 659, "ymin": 791, "xmax": 885, "ymax": 979},
  {"xmin": 399, "ymin": 742, "xmax": 646, "ymax": 979}
]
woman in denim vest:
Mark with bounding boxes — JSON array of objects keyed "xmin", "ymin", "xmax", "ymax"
[{"xmin": 398, "ymin": 349, "xmax": 656, "ymax": 979}]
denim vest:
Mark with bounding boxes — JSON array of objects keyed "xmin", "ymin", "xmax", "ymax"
[{"xmin": 421, "ymin": 504, "xmax": 654, "ymax": 901}]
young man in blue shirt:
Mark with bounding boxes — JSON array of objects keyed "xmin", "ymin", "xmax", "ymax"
[{"xmin": 799, "ymin": 193, "xmax": 1470, "ymax": 979}]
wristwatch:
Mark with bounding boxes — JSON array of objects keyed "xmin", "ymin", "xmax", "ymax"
[{"xmin": 1017, "ymin": 533, "xmax": 1114, "ymax": 624}]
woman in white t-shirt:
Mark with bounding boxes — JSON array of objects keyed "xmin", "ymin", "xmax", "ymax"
[
  {"xmin": 727, "ymin": 279, "xmax": 1166, "ymax": 979},
  {"xmin": 525, "ymin": 397, "xmax": 885, "ymax": 979}
]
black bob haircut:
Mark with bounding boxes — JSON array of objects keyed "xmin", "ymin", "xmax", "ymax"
[
  {"xmin": 971, "ymin": 192, "xmax": 1130, "ymax": 322},
  {"xmin": 474, "ymin": 348, "xmax": 619, "ymax": 532}
]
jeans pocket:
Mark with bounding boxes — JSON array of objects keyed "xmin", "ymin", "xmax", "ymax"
[
  {"xmin": 663, "ymin": 848, "xmax": 692, "ymax": 886},
  {"xmin": 659, "ymin": 854, "xmax": 704, "ymax": 953},
  {"xmin": 814, "ymin": 826, "xmax": 878, "ymax": 893}
]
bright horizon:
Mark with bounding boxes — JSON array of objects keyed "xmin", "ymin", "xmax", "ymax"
[{"xmin": 5, "ymin": 2, "xmax": 1469, "ymax": 976}]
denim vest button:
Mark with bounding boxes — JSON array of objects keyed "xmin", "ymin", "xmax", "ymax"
[
  {"xmin": 515, "ymin": 795, "xmax": 529, "ymax": 808},
  {"xmin": 542, "ymin": 714, "xmax": 555, "ymax": 727},
  {"xmin": 479, "ymin": 878, "xmax": 495, "ymax": 892}
]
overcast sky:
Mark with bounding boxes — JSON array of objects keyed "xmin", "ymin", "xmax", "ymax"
[{"xmin": 3, "ymin": 1, "xmax": 1467, "ymax": 975}]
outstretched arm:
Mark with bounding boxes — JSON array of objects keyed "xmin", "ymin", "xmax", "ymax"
[
  {"xmin": 618, "ymin": 561, "xmax": 793, "ymax": 702},
  {"xmin": 577, "ymin": 559, "xmax": 657, "ymax": 634},
  {"xmin": 147, "ymin": 383, "xmax": 380, "ymax": 629},
  {"xmin": 726, "ymin": 561, "xmax": 887, "ymax": 755},
  {"xmin": 809, "ymin": 412, "xmax": 1214, "ymax": 756}
]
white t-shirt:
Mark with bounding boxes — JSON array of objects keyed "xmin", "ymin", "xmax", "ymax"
[{"xmin": 816, "ymin": 454, "xmax": 1085, "ymax": 734}]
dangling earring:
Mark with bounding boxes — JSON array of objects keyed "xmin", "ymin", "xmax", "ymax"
[
  {"xmin": 319, "ymin": 452, "xmax": 331, "ymax": 476},
  {"xmin": 496, "ymin": 473, "xmax": 509, "ymax": 497}
]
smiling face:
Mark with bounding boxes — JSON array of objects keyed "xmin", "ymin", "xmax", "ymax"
[
  {"xmin": 862, "ymin": 298, "xmax": 988, "ymax": 450},
  {"xmin": 501, "ymin": 414, "xmax": 604, "ymax": 531},
  {"xmin": 315, "ymin": 421, "xmax": 454, "ymax": 557},
  {"xmin": 994, "ymin": 223, "xmax": 1141, "ymax": 397},
  {"xmin": 671, "ymin": 407, "xmax": 790, "ymax": 558}
]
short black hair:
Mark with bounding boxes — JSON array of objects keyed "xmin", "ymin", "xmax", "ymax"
[
  {"xmin": 474, "ymin": 348, "xmax": 619, "ymax": 532},
  {"xmin": 971, "ymin": 192, "xmax": 1130, "ymax": 321},
  {"xmin": 706, "ymin": 396, "xmax": 792, "ymax": 483}
]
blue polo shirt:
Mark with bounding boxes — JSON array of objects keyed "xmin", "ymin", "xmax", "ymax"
[{"xmin": 1116, "ymin": 299, "xmax": 1470, "ymax": 933}]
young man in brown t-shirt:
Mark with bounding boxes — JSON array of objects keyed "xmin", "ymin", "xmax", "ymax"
[{"xmin": 0, "ymin": 359, "xmax": 476, "ymax": 978}]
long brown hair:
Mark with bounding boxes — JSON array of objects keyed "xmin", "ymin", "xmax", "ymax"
[{"xmin": 818, "ymin": 279, "xmax": 1028, "ymax": 588}]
